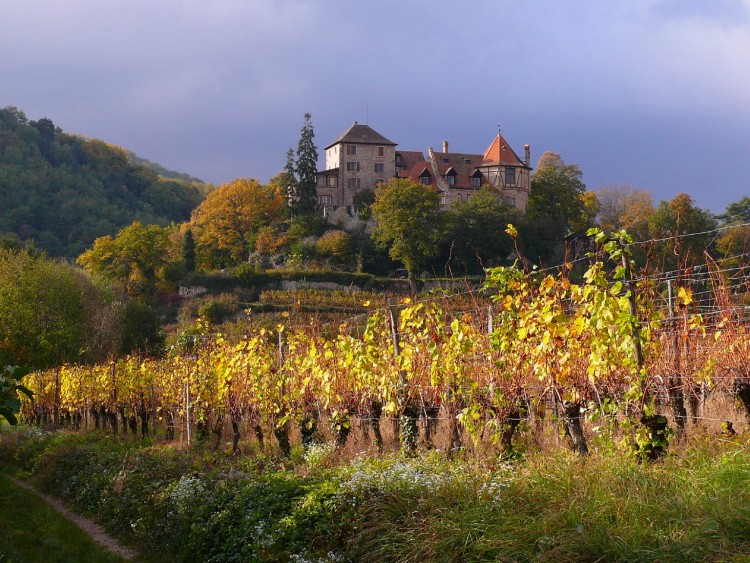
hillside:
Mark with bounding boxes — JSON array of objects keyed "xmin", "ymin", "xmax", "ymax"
[{"xmin": 0, "ymin": 106, "xmax": 211, "ymax": 258}]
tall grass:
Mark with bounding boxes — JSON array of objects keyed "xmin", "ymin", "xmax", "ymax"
[{"xmin": 346, "ymin": 439, "xmax": 750, "ymax": 562}]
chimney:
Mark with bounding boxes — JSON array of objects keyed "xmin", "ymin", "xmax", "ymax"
[
  {"xmin": 443, "ymin": 140, "xmax": 449, "ymax": 153},
  {"xmin": 524, "ymin": 144, "xmax": 530, "ymax": 167}
]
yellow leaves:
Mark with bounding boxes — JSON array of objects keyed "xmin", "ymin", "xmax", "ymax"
[{"xmin": 677, "ymin": 287, "xmax": 693, "ymax": 306}]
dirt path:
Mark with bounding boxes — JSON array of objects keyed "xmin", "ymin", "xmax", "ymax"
[{"xmin": 11, "ymin": 477, "xmax": 139, "ymax": 561}]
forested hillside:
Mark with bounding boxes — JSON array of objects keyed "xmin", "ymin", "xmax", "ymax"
[{"xmin": 0, "ymin": 106, "xmax": 210, "ymax": 258}]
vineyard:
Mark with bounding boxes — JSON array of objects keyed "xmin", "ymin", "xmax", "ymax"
[{"xmin": 20, "ymin": 228, "xmax": 750, "ymax": 458}]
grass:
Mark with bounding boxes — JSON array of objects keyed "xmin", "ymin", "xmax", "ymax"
[
  {"xmin": 344, "ymin": 441, "xmax": 750, "ymax": 562},
  {"xmin": 0, "ymin": 472, "xmax": 124, "ymax": 563}
]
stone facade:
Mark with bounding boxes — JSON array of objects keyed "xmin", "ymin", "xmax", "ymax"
[{"xmin": 316, "ymin": 122, "xmax": 396, "ymax": 207}]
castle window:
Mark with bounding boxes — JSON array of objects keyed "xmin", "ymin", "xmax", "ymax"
[
  {"xmin": 346, "ymin": 161, "xmax": 360, "ymax": 172},
  {"xmin": 374, "ymin": 162, "xmax": 384, "ymax": 173},
  {"xmin": 327, "ymin": 176, "xmax": 337, "ymax": 187},
  {"xmin": 506, "ymin": 167, "xmax": 516, "ymax": 185},
  {"xmin": 378, "ymin": 146, "xmax": 385, "ymax": 157},
  {"xmin": 318, "ymin": 194, "xmax": 332, "ymax": 205},
  {"xmin": 347, "ymin": 145, "xmax": 357, "ymax": 155},
  {"xmin": 347, "ymin": 178, "xmax": 360, "ymax": 189}
]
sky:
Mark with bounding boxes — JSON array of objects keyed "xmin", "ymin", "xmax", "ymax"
[{"xmin": 2, "ymin": 0, "xmax": 750, "ymax": 213}]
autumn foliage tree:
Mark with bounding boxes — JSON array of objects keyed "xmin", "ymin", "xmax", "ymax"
[
  {"xmin": 190, "ymin": 178, "xmax": 285, "ymax": 269},
  {"xmin": 76, "ymin": 221, "xmax": 172, "ymax": 296}
]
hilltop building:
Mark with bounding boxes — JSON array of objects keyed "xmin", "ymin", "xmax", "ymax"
[{"xmin": 316, "ymin": 122, "xmax": 531, "ymax": 212}]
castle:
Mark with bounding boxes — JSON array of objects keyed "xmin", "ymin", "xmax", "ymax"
[{"xmin": 315, "ymin": 122, "xmax": 531, "ymax": 212}]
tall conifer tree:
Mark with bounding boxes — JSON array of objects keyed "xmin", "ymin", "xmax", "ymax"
[{"xmin": 289, "ymin": 113, "xmax": 319, "ymax": 217}]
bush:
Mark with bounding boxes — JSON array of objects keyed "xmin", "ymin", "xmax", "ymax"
[{"xmin": 197, "ymin": 293, "xmax": 240, "ymax": 325}]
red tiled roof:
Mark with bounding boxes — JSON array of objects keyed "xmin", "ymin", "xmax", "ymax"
[
  {"xmin": 395, "ymin": 150, "xmax": 426, "ymax": 172},
  {"xmin": 397, "ymin": 151, "xmax": 490, "ymax": 190},
  {"xmin": 481, "ymin": 134, "xmax": 525, "ymax": 167}
]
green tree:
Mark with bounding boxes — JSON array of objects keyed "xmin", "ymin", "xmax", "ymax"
[
  {"xmin": 526, "ymin": 151, "xmax": 590, "ymax": 263},
  {"xmin": 528, "ymin": 152, "xmax": 588, "ymax": 232},
  {"xmin": 0, "ymin": 249, "xmax": 118, "ymax": 368},
  {"xmin": 182, "ymin": 228, "xmax": 196, "ymax": 273},
  {"xmin": 716, "ymin": 196, "xmax": 750, "ymax": 265},
  {"xmin": 119, "ymin": 300, "xmax": 165, "ymax": 356},
  {"xmin": 371, "ymin": 178, "xmax": 443, "ymax": 289},
  {"xmin": 441, "ymin": 187, "xmax": 519, "ymax": 275},
  {"xmin": 288, "ymin": 113, "xmax": 319, "ymax": 217},
  {"xmin": 719, "ymin": 196, "xmax": 750, "ymax": 224}
]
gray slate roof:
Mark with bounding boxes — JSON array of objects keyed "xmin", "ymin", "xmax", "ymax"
[{"xmin": 325, "ymin": 122, "xmax": 397, "ymax": 149}]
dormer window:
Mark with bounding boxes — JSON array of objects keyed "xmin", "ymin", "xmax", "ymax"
[
  {"xmin": 445, "ymin": 168, "xmax": 457, "ymax": 187},
  {"xmin": 420, "ymin": 173, "xmax": 431, "ymax": 186},
  {"xmin": 471, "ymin": 176, "xmax": 481, "ymax": 188}
]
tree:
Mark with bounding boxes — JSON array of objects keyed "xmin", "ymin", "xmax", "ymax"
[
  {"xmin": 182, "ymin": 228, "xmax": 196, "ymax": 273},
  {"xmin": 650, "ymin": 193, "xmax": 717, "ymax": 267},
  {"xmin": 719, "ymin": 196, "xmax": 750, "ymax": 224},
  {"xmin": 526, "ymin": 151, "xmax": 590, "ymax": 263},
  {"xmin": 528, "ymin": 151, "xmax": 588, "ymax": 233},
  {"xmin": 287, "ymin": 113, "xmax": 319, "ymax": 217},
  {"xmin": 441, "ymin": 187, "xmax": 519, "ymax": 275},
  {"xmin": 119, "ymin": 300, "xmax": 165, "ymax": 356},
  {"xmin": 190, "ymin": 178, "xmax": 284, "ymax": 268},
  {"xmin": 619, "ymin": 190, "xmax": 655, "ymax": 242},
  {"xmin": 316, "ymin": 230, "xmax": 352, "ymax": 267},
  {"xmin": 77, "ymin": 221, "xmax": 172, "ymax": 295},
  {"xmin": 0, "ymin": 249, "xmax": 118, "ymax": 368},
  {"xmin": 716, "ymin": 196, "xmax": 750, "ymax": 264},
  {"xmin": 371, "ymin": 178, "xmax": 443, "ymax": 289},
  {"xmin": 597, "ymin": 186, "xmax": 655, "ymax": 241}
]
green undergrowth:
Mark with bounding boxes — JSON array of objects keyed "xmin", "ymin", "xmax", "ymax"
[
  {"xmin": 0, "ymin": 471, "xmax": 124, "ymax": 563},
  {"xmin": 1, "ymin": 427, "xmax": 749, "ymax": 562}
]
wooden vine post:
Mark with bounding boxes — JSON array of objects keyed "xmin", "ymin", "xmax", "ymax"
[
  {"xmin": 621, "ymin": 236, "xmax": 668, "ymax": 459},
  {"xmin": 389, "ymin": 300, "xmax": 418, "ymax": 452}
]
